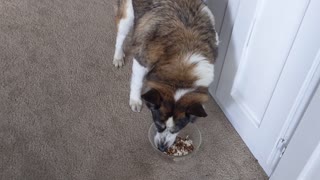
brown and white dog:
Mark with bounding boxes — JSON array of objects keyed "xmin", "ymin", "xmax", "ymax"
[{"xmin": 114, "ymin": 0, "xmax": 219, "ymax": 152}]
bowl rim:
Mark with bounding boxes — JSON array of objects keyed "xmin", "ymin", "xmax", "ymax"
[{"xmin": 148, "ymin": 122, "xmax": 202, "ymax": 159}]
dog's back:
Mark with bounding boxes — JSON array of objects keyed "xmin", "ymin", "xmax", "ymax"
[{"xmin": 131, "ymin": 0, "xmax": 218, "ymax": 89}]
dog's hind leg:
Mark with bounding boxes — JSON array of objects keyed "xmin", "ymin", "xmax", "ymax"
[
  {"xmin": 113, "ymin": 0, "xmax": 134, "ymax": 67},
  {"xmin": 129, "ymin": 58, "xmax": 148, "ymax": 112}
]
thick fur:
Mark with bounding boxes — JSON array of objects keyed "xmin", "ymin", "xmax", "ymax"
[
  {"xmin": 131, "ymin": 0, "xmax": 218, "ymax": 67},
  {"xmin": 114, "ymin": 0, "xmax": 218, "ymax": 151}
]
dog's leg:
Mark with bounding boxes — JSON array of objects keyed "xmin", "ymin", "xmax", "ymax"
[
  {"xmin": 113, "ymin": 0, "xmax": 134, "ymax": 67},
  {"xmin": 130, "ymin": 59, "xmax": 148, "ymax": 112}
]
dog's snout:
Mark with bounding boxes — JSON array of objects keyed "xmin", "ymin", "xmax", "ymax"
[
  {"xmin": 157, "ymin": 143, "xmax": 168, "ymax": 152},
  {"xmin": 154, "ymin": 129, "xmax": 178, "ymax": 152}
]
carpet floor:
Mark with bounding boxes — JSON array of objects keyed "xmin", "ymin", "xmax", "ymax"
[{"xmin": 0, "ymin": 0, "xmax": 267, "ymax": 179}]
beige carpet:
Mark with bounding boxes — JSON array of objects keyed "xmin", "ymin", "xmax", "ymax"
[{"xmin": 0, "ymin": 0, "xmax": 267, "ymax": 179}]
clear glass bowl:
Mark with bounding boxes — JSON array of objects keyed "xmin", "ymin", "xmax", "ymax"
[{"xmin": 148, "ymin": 123, "xmax": 202, "ymax": 162}]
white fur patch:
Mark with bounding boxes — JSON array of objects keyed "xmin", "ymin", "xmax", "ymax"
[
  {"xmin": 116, "ymin": 0, "xmax": 134, "ymax": 44},
  {"xmin": 114, "ymin": 0, "xmax": 134, "ymax": 66},
  {"xmin": 202, "ymin": 6, "xmax": 215, "ymax": 26},
  {"xmin": 154, "ymin": 129, "xmax": 178, "ymax": 149},
  {"xmin": 166, "ymin": 117, "xmax": 174, "ymax": 128},
  {"xmin": 215, "ymin": 31, "xmax": 220, "ymax": 46},
  {"xmin": 174, "ymin": 88, "xmax": 194, "ymax": 101},
  {"xmin": 129, "ymin": 58, "xmax": 148, "ymax": 112},
  {"xmin": 130, "ymin": 58, "xmax": 148, "ymax": 99},
  {"xmin": 155, "ymin": 117, "xmax": 178, "ymax": 149},
  {"xmin": 187, "ymin": 54, "xmax": 214, "ymax": 87}
]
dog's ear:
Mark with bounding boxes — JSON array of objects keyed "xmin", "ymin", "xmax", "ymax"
[
  {"xmin": 141, "ymin": 89, "xmax": 162, "ymax": 109},
  {"xmin": 187, "ymin": 103, "xmax": 207, "ymax": 117}
]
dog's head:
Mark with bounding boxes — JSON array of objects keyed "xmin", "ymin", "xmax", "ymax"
[{"xmin": 142, "ymin": 88, "xmax": 207, "ymax": 152}]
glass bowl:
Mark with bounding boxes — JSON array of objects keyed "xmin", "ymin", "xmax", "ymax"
[{"xmin": 148, "ymin": 122, "xmax": 202, "ymax": 161}]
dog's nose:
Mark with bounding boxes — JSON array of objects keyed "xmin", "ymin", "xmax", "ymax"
[{"xmin": 158, "ymin": 143, "xmax": 168, "ymax": 152}]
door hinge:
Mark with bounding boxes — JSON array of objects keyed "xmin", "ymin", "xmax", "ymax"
[{"xmin": 277, "ymin": 138, "xmax": 287, "ymax": 158}]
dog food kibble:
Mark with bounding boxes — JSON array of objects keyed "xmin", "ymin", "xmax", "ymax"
[{"xmin": 164, "ymin": 136, "xmax": 194, "ymax": 156}]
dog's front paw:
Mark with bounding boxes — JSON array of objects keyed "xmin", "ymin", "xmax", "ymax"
[
  {"xmin": 113, "ymin": 57, "xmax": 124, "ymax": 68},
  {"xmin": 113, "ymin": 51, "xmax": 125, "ymax": 68},
  {"xmin": 129, "ymin": 98, "xmax": 142, "ymax": 112}
]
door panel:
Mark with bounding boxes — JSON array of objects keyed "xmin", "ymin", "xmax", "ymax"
[
  {"xmin": 213, "ymin": 0, "xmax": 314, "ymax": 175},
  {"xmin": 230, "ymin": 0, "xmax": 310, "ymax": 127}
]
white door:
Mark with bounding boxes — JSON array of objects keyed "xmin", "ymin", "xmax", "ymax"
[
  {"xmin": 209, "ymin": 0, "xmax": 320, "ymax": 175},
  {"xmin": 271, "ymin": 82, "xmax": 320, "ymax": 180}
]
